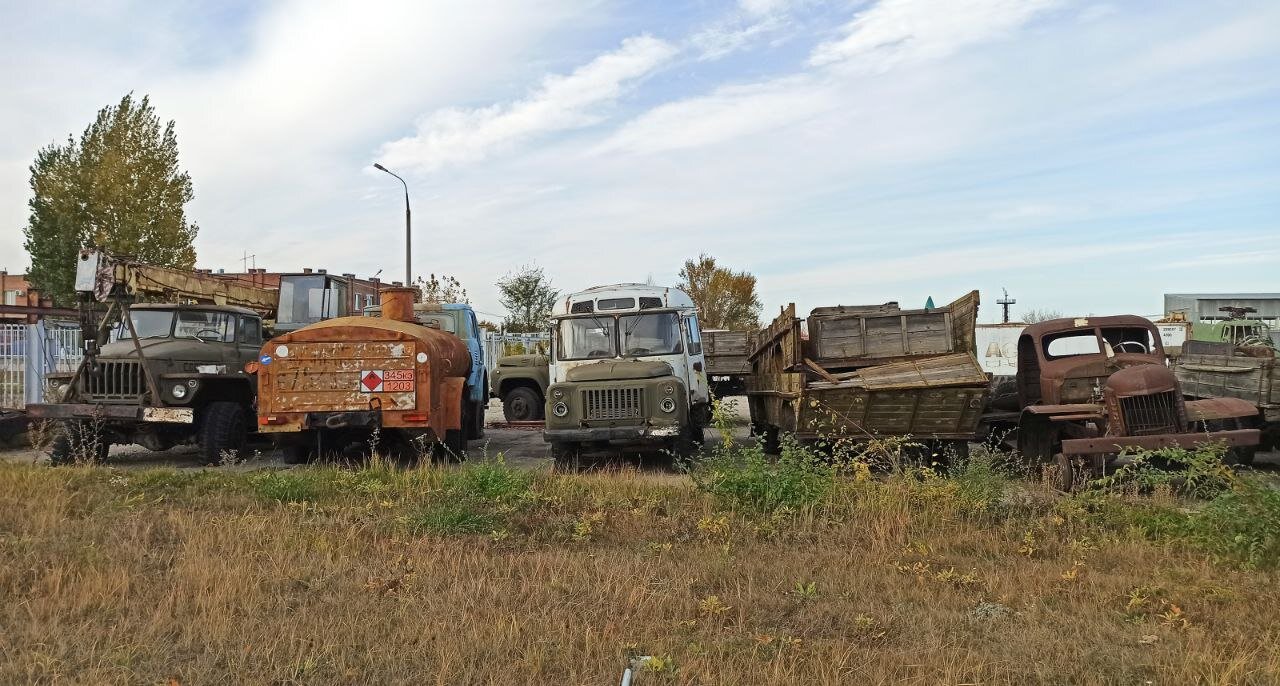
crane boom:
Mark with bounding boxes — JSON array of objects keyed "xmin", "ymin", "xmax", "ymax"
[{"xmin": 74, "ymin": 248, "xmax": 278, "ymax": 317}]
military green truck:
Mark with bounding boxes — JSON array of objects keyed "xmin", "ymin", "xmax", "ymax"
[
  {"xmin": 28, "ymin": 249, "xmax": 352, "ymax": 464},
  {"xmin": 490, "ymin": 354, "xmax": 549, "ymax": 421},
  {"xmin": 543, "ymin": 284, "xmax": 711, "ymax": 462}
]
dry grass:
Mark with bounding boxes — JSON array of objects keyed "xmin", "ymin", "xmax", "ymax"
[{"xmin": 0, "ymin": 455, "xmax": 1278, "ymax": 685}]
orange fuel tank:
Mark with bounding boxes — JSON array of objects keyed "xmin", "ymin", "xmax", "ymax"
[{"xmin": 254, "ymin": 288, "xmax": 471, "ymax": 444}]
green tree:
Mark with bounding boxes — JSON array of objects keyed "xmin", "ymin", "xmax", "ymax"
[
  {"xmin": 22, "ymin": 94, "xmax": 199, "ymax": 304},
  {"xmin": 497, "ymin": 264, "xmax": 559, "ymax": 333},
  {"xmin": 677, "ymin": 254, "xmax": 761, "ymax": 330}
]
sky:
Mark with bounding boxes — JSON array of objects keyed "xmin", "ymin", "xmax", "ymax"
[{"xmin": 1, "ymin": 0, "xmax": 1277, "ymax": 325}]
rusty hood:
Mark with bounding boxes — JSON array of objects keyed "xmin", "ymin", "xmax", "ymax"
[
  {"xmin": 1105, "ymin": 363, "xmax": 1178, "ymax": 397},
  {"xmin": 565, "ymin": 359, "xmax": 673, "ymax": 382}
]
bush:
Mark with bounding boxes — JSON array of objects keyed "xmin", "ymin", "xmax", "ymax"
[
  {"xmin": 1188, "ymin": 479, "xmax": 1280, "ymax": 569},
  {"xmin": 691, "ymin": 435, "xmax": 834, "ymax": 513}
]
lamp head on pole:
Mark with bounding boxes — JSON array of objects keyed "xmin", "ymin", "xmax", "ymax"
[{"xmin": 373, "ymin": 163, "xmax": 387, "ymax": 172}]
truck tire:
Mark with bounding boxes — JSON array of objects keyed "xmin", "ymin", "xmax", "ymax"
[
  {"xmin": 199, "ymin": 402, "xmax": 248, "ymax": 465},
  {"xmin": 751, "ymin": 422, "xmax": 780, "ymax": 454},
  {"xmin": 468, "ymin": 398, "xmax": 487, "ymax": 440},
  {"xmin": 434, "ymin": 427, "xmax": 467, "ymax": 462},
  {"xmin": 550, "ymin": 440, "xmax": 580, "ymax": 469},
  {"xmin": 502, "ymin": 386, "xmax": 543, "ymax": 422},
  {"xmin": 47, "ymin": 422, "xmax": 110, "ymax": 465}
]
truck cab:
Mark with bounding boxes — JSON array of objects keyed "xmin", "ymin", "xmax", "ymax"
[
  {"xmin": 364, "ymin": 302, "xmax": 487, "ymax": 438},
  {"xmin": 1013, "ymin": 316, "xmax": 1260, "ymax": 488},
  {"xmin": 33, "ymin": 303, "xmax": 264, "ymax": 462},
  {"xmin": 543, "ymin": 284, "xmax": 710, "ymax": 461}
]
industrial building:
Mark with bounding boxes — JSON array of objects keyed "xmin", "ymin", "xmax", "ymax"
[{"xmin": 1163, "ymin": 293, "xmax": 1280, "ymax": 324}]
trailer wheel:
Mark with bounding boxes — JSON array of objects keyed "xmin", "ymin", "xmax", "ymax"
[
  {"xmin": 502, "ymin": 386, "xmax": 542, "ymax": 422},
  {"xmin": 751, "ymin": 423, "xmax": 781, "ymax": 454},
  {"xmin": 199, "ymin": 402, "xmax": 248, "ymax": 465}
]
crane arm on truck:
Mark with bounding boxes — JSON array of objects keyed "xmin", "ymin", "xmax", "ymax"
[{"xmin": 75, "ymin": 248, "xmax": 278, "ymax": 317}]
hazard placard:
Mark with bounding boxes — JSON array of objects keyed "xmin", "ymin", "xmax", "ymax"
[
  {"xmin": 359, "ymin": 370, "xmax": 383, "ymax": 393},
  {"xmin": 360, "ymin": 369, "xmax": 414, "ymax": 393}
]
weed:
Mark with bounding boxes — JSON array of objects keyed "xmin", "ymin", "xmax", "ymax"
[
  {"xmin": 405, "ymin": 501, "xmax": 503, "ymax": 536},
  {"xmin": 690, "ymin": 434, "xmax": 833, "ymax": 513},
  {"xmin": 249, "ymin": 470, "xmax": 328, "ymax": 503},
  {"xmin": 790, "ymin": 581, "xmax": 819, "ymax": 600}
]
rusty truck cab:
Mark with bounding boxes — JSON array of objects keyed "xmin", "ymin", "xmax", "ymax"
[
  {"xmin": 1017, "ymin": 315, "xmax": 1167, "ymax": 408},
  {"xmin": 1015, "ymin": 316, "xmax": 1260, "ymax": 489}
]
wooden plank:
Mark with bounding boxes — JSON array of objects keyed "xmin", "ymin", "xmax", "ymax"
[{"xmin": 804, "ymin": 357, "xmax": 840, "ymax": 383}]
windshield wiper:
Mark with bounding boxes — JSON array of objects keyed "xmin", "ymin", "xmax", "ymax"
[{"xmin": 176, "ymin": 333, "xmax": 208, "ymax": 344}]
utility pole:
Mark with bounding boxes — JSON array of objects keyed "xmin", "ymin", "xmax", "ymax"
[{"xmin": 997, "ymin": 288, "xmax": 1017, "ymax": 324}]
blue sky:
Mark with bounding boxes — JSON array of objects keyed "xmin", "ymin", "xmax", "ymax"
[{"xmin": 1, "ymin": 0, "xmax": 1277, "ymax": 323}]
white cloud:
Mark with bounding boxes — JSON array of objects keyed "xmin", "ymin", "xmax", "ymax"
[
  {"xmin": 377, "ymin": 36, "xmax": 677, "ymax": 172},
  {"xmin": 809, "ymin": 0, "xmax": 1061, "ymax": 69},
  {"xmin": 595, "ymin": 75, "xmax": 835, "ymax": 155}
]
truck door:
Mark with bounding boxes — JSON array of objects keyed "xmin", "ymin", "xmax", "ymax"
[
  {"xmin": 684, "ymin": 314, "xmax": 710, "ymax": 404},
  {"xmin": 465, "ymin": 309, "xmax": 485, "ymax": 404},
  {"xmin": 236, "ymin": 316, "xmax": 264, "ymax": 368}
]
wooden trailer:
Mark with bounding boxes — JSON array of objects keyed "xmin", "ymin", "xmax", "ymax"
[{"xmin": 746, "ymin": 292, "xmax": 988, "ymax": 451}]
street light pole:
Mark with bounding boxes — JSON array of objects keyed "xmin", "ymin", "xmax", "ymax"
[{"xmin": 373, "ymin": 163, "xmax": 411, "ymax": 287}]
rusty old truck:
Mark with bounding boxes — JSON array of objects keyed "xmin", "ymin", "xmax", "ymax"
[
  {"xmin": 1013, "ymin": 316, "xmax": 1261, "ymax": 488},
  {"xmin": 253, "ymin": 287, "xmax": 474, "ymax": 461},
  {"xmin": 1173, "ymin": 338, "xmax": 1277, "ymax": 461},
  {"xmin": 746, "ymin": 291, "xmax": 989, "ymax": 460}
]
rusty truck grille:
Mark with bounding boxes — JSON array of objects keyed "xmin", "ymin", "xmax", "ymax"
[
  {"xmin": 82, "ymin": 361, "xmax": 146, "ymax": 401},
  {"xmin": 583, "ymin": 388, "xmax": 644, "ymax": 420},
  {"xmin": 1119, "ymin": 391, "xmax": 1181, "ymax": 436}
]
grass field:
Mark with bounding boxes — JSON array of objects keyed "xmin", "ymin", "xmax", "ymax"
[{"xmin": 1, "ymin": 434, "xmax": 1278, "ymax": 684}]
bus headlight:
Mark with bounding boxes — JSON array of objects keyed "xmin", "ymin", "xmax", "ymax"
[
  {"xmin": 553, "ymin": 401, "xmax": 569, "ymax": 417},
  {"xmin": 660, "ymin": 397, "xmax": 676, "ymax": 413}
]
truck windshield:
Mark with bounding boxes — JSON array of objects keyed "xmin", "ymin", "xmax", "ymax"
[
  {"xmin": 417, "ymin": 313, "xmax": 458, "ymax": 334},
  {"xmin": 620, "ymin": 313, "xmax": 682, "ymax": 357},
  {"xmin": 174, "ymin": 311, "xmax": 236, "ymax": 342},
  {"xmin": 120, "ymin": 310, "xmax": 175, "ymax": 339},
  {"xmin": 558, "ymin": 317, "xmax": 616, "ymax": 360}
]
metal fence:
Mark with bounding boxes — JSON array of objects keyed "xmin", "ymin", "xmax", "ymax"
[
  {"xmin": 0, "ymin": 322, "xmax": 82, "ymax": 409},
  {"xmin": 483, "ymin": 332, "xmax": 549, "ymax": 374}
]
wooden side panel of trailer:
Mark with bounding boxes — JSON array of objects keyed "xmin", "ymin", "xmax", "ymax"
[{"xmin": 805, "ymin": 290, "xmax": 979, "ymax": 370}]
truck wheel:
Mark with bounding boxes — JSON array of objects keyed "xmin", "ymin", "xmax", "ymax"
[
  {"xmin": 1054, "ymin": 453, "xmax": 1076, "ymax": 492},
  {"xmin": 433, "ymin": 429, "xmax": 467, "ymax": 462},
  {"xmin": 502, "ymin": 386, "xmax": 543, "ymax": 422},
  {"xmin": 469, "ymin": 398, "xmax": 487, "ymax": 440},
  {"xmin": 281, "ymin": 438, "xmax": 315, "ymax": 465},
  {"xmin": 47, "ymin": 422, "xmax": 110, "ymax": 465},
  {"xmin": 550, "ymin": 441, "xmax": 580, "ymax": 469},
  {"xmin": 199, "ymin": 402, "xmax": 248, "ymax": 465},
  {"xmin": 1017, "ymin": 414, "xmax": 1057, "ymax": 466}
]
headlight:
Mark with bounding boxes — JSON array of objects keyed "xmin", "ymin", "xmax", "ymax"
[
  {"xmin": 660, "ymin": 397, "xmax": 676, "ymax": 413},
  {"xmin": 553, "ymin": 388, "xmax": 564, "ymax": 399},
  {"xmin": 663, "ymin": 383, "xmax": 675, "ymax": 396},
  {"xmin": 553, "ymin": 402, "xmax": 569, "ymax": 417},
  {"xmin": 171, "ymin": 383, "xmax": 187, "ymax": 399}
]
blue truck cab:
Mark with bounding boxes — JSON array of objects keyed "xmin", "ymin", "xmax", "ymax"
[{"xmin": 364, "ymin": 302, "xmax": 488, "ymax": 439}]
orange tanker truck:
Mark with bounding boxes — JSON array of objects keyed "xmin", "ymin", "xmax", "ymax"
[{"xmin": 250, "ymin": 287, "xmax": 472, "ymax": 461}]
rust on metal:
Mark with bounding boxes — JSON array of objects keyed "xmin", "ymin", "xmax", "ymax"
[
  {"xmin": 256, "ymin": 292, "xmax": 470, "ymax": 441},
  {"xmin": 1061, "ymin": 428, "xmax": 1260, "ymax": 456},
  {"xmin": 1184, "ymin": 396, "xmax": 1262, "ymax": 422}
]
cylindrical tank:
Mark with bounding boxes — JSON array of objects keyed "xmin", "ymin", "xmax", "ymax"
[{"xmin": 380, "ymin": 286, "xmax": 417, "ymax": 323}]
